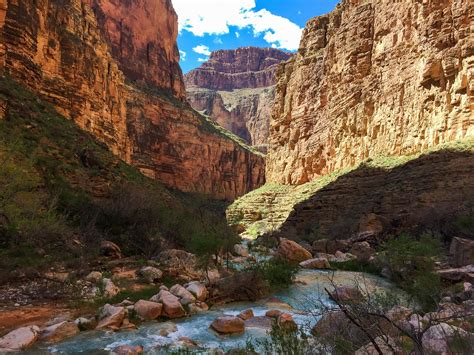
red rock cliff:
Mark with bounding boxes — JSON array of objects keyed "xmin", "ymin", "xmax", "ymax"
[
  {"xmin": 185, "ymin": 47, "xmax": 291, "ymax": 151},
  {"xmin": 0, "ymin": 0, "xmax": 264, "ymax": 200},
  {"xmin": 185, "ymin": 47, "xmax": 292, "ymax": 91},
  {"xmin": 267, "ymin": 0, "xmax": 473, "ymax": 185},
  {"xmin": 84, "ymin": 0, "xmax": 185, "ymax": 99}
]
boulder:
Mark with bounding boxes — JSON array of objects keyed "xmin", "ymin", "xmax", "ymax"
[
  {"xmin": 0, "ymin": 326, "xmax": 40, "ymax": 351},
  {"xmin": 100, "ymin": 241, "xmax": 122, "ymax": 259},
  {"xmin": 350, "ymin": 242, "xmax": 375, "ymax": 262},
  {"xmin": 177, "ymin": 336, "xmax": 198, "ymax": 348},
  {"xmin": 119, "ymin": 318, "xmax": 137, "ymax": 330},
  {"xmin": 170, "ymin": 284, "xmax": 196, "ymax": 305},
  {"xmin": 237, "ymin": 309, "xmax": 254, "ymax": 321},
  {"xmin": 211, "ymin": 271, "xmax": 269, "ymax": 303},
  {"xmin": 277, "ymin": 313, "xmax": 297, "ymax": 331},
  {"xmin": 312, "ymin": 311, "xmax": 367, "ymax": 348},
  {"xmin": 450, "ymin": 237, "xmax": 474, "ymax": 267},
  {"xmin": 188, "ymin": 302, "xmax": 209, "ymax": 315},
  {"xmin": 437, "ymin": 265, "xmax": 474, "ymax": 283},
  {"xmin": 102, "ymin": 278, "xmax": 120, "ymax": 298},
  {"xmin": 85, "ymin": 271, "xmax": 103, "ymax": 283},
  {"xmin": 134, "ymin": 300, "xmax": 163, "ymax": 320},
  {"xmin": 277, "ymin": 239, "xmax": 312, "ymax": 263},
  {"xmin": 137, "ymin": 266, "xmax": 163, "ymax": 284},
  {"xmin": 185, "ymin": 282, "xmax": 208, "ymax": 301},
  {"xmin": 158, "ymin": 322, "xmax": 178, "ymax": 337},
  {"xmin": 299, "ymin": 257, "xmax": 331, "ymax": 269},
  {"xmin": 210, "ymin": 316, "xmax": 245, "ymax": 334},
  {"xmin": 40, "ymin": 321, "xmax": 79, "ymax": 343},
  {"xmin": 96, "ymin": 304, "xmax": 126, "ymax": 330},
  {"xmin": 265, "ymin": 309, "xmax": 282, "ymax": 319},
  {"xmin": 151, "ymin": 290, "xmax": 185, "ymax": 318},
  {"xmin": 112, "ymin": 345, "xmax": 144, "ymax": 354},
  {"xmin": 422, "ymin": 323, "xmax": 473, "ymax": 354},
  {"xmin": 234, "ymin": 244, "xmax": 249, "ymax": 257},
  {"xmin": 330, "ymin": 286, "xmax": 364, "ymax": 303}
]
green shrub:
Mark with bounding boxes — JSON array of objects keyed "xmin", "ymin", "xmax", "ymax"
[
  {"xmin": 378, "ymin": 233, "xmax": 443, "ymax": 312},
  {"xmin": 256, "ymin": 258, "xmax": 298, "ymax": 289},
  {"xmin": 245, "ymin": 324, "xmax": 310, "ymax": 355}
]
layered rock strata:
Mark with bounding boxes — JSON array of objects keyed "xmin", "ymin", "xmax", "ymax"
[
  {"xmin": 0, "ymin": 0, "xmax": 264, "ymax": 199},
  {"xmin": 267, "ymin": 0, "xmax": 474, "ymax": 184},
  {"xmin": 185, "ymin": 47, "xmax": 292, "ymax": 151}
]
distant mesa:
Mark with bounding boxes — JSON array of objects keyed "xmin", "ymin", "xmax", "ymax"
[{"xmin": 185, "ymin": 47, "xmax": 292, "ymax": 152}]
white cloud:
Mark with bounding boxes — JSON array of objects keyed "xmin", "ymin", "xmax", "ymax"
[
  {"xmin": 172, "ymin": 0, "xmax": 303, "ymax": 51},
  {"xmin": 235, "ymin": 31, "xmax": 240, "ymax": 38},
  {"xmin": 193, "ymin": 45, "xmax": 212, "ymax": 56},
  {"xmin": 197, "ymin": 57, "xmax": 208, "ymax": 62},
  {"xmin": 213, "ymin": 37, "xmax": 223, "ymax": 44},
  {"xmin": 179, "ymin": 50, "xmax": 187, "ymax": 61}
]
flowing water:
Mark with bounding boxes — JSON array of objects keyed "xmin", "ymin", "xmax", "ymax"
[{"xmin": 28, "ymin": 270, "xmax": 400, "ymax": 354}]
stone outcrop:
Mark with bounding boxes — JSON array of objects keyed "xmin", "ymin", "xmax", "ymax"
[
  {"xmin": 84, "ymin": 0, "xmax": 185, "ymax": 99},
  {"xmin": 0, "ymin": 0, "xmax": 264, "ymax": 200},
  {"xmin": 267, "ymin": 0, "xmax": 473, "ymax": 185},
  {"xmin": 185, "ymin": 47, "xmax": 291, "ymax": 90},
  {"xmin": 229, "ymin": 147, "xmax": 474, "ymax": 241},
  {"xmin": 185, "ymin": 47, "xmax": 292, "ymax": 151}
]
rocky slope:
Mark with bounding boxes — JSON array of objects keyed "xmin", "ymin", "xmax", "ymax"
[
  {"xmin": 185, "ymin": 48, "xmax": 291, "ymax": 151},
  {"xmin": 228, "ymin": 142, "xmax": 474, "ymax": 241},
  {"xmin": 0, "ymin": 0, "xmax": 264, "ymax": 200},
  {"xmin": 267, "ymin": 0, "xmax": 473, "ymax": 184},
  {"xmin": 229, "ymin": 0, "xmax": 474, "ymax": 239}
]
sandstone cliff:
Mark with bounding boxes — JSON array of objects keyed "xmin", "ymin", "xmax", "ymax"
[
  {"xmin": 0, "ymin": 0, "xmax": 264, "ymax": 200},
  {"xmin": 228, "ymin": 141, "xmax": 474, "ymax": 240},
  {"xmin": 267, "ymin": 0, "xmax": 473, "ymax": 184},
  {"xmin": 185, "ymin": 47, "xmax": 291, "ymax": 91},
  {"xmin": 185, "ymin": 47, "xmax": 291, "ymax": 151}
]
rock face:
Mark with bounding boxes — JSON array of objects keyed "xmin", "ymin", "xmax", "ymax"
[
  {"xmin": 185, "ymin": 47, "xmax": 292, "ymax": 90},
  {"xmin": 84, "ymin": 0, "xmax": 185, "ymax": 99},
  {"xmin": 185, "ymin": 47, "xmax": 292, "ymax": 151},
  {"xmin": 267, "ymin": 0, "xmax": 473, "ymax": 185},
  {"xmin": 0, "ymin": 0, "xmax": 264, "ymax": 200}
]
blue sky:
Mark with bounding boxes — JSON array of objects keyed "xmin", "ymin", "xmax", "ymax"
[{"xmin": 174, "ymin": 0, "xmax": 340, "ymax": 73}]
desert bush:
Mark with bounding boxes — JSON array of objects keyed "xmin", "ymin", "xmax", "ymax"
[
  {"xmin": 255, "ymin": 258, "xmax": 299, "ymax": 289},
  {"xmin": 377, "ymin": 233, "xmax": 443, "ymax": 312},
  {"xmin": 248, "ymin": 324, "xmax": 311, "ymax": 355}
]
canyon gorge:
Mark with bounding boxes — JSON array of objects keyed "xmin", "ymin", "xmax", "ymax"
[
  {"xmin": 229, "ymin": 0, "xmax": 474, "ymax": 241},
  {"xmin": 0, "ymin": 0, "xmax": 264, "ymax": 200},
  {"xmin": 185, "ymin": 47, "xmax": 291, "ymax": 152},
  {"xmin": 0, "ymin": 0, "xmax": 473, "ymax": 353}
]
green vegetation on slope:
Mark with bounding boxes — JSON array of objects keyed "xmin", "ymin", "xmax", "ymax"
[
  {"xmin": 227, "ymin": 139, "xmax": 474, "ymax": 238},
  {"xmin": 0, "ymin": 76, "xmax": 237, "ymax": 282}
]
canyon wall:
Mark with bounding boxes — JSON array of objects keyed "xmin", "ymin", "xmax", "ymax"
[
  {"xmin": 185, "ymin": 47, "xmax": 291, "ymax": 151},
  {"xmin": 267, "ymin": 0, "xmax": 473, "ymax": 185},
  {"xmin": 0, "ymin": 0, "xmax": 264, "ymax": 200}
]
